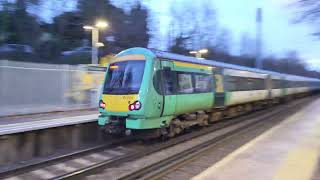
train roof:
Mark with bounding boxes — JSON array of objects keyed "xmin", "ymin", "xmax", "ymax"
[{"xmin": 152, "ymin": 49, "xmax": 320, "ymax": 82}]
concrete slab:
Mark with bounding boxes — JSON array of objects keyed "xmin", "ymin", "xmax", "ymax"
[
  {"xmin": 0, "ymin": 109, "xmax": 97, "ymax": 125},
  {"xmin": 193, "ymin": 99, "xmax": 320, "ymax": 180},
  {"xmin": 0, "ymin": 113, "xmax": 99, "ymax": 135}
]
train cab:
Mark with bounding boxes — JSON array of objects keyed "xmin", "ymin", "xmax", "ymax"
[{"xmin": 98, "ymin": 48, "xmax": 170, "ymax": 136}]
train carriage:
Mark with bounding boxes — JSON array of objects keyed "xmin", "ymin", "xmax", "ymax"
[
  {"xmin": 270, "ymin": 74, "xmax": 284, "ymax": 99},
  {"xmin": 223, "ymin": 68, "xmax": 268, "ymax": 106},
  {"xmin": 98, "ymin": 47, "xmax": 320, "ymax": 138}
]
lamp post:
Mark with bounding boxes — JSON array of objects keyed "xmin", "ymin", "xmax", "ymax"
[
  {"xmin": 189, "ymin": 48, "xmax": 208, "ymax": 59},
  {"xmin": 256, "ymin": 8, "xmax": 263, "ymax": 69},
  {"xmin": 83, "ymin": 20, "xmax": 108, "ymax": 65}
]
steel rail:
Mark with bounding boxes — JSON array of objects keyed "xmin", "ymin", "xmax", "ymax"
[
  {"xmin": 0, "ymin": 137, "xmax": 134, "ymax": 179},
  {"xmin": 56, "ymin": 97, "xmax": 315, "ymax": 180},
  {"xmin": 119, "ymin": 97, "xmax": 312, "ymax": 180}
]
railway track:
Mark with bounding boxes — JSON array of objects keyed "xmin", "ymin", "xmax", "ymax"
[
  {"xmin": 0, "ymin": 137, "xmax": 135, "ymax": 179},
  {"xmin": 95, "ymin": 96, "xmax": 315, "ymax": 180},
  {"xmin": 117, "ymin": 97, "xmax": 314, "ymax": 180},
  {"xmin": 1, "ymin": 96, "xmax": 315, "ymax": 180}
]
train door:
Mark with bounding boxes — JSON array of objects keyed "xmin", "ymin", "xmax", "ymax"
[
  {"xmin": 161, "ymin": 61, "xmax": 176, "ymax": 116},
  {"xmin": 266, "ymin": 75, "xmax": 272, "ymax": 99},
  {"xmin": 213, "ymin": 68, "xmax": 225, "ymax": 107},
  {"xmin": 151, "ymin": 58, "xmax": 164, "ymax": 118}
]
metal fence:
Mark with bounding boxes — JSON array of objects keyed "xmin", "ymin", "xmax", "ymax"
[{"xmin": 0, "ymin": 60, "xmax": 105, "ymax": 116}]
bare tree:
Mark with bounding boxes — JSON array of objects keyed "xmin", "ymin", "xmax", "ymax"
[
  {"xmin": 239, "ymin": 32, "xmax": 256, "ymax": 57},
  {"xmin": 214, "ymin": 28, "xmax": 232, "ymax": 54},
  {"xmin": 169, "ymin": 1, "xmax": 197, "ymax": 48},
  {"xmin": 168, "ymin": 0, "xmax": 218, "ymax": 51},
  {"xmin": 295, "ymin": 0, "xmax": 320, "ymax": 36},
  {"xmin": 195, "ymin": 1, "xmax": 218, "ymax": 49}
]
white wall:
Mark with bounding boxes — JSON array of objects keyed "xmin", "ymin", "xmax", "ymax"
[{"xmin": 0, "ymin": 60, "xmax": 104, "ymax": 116}]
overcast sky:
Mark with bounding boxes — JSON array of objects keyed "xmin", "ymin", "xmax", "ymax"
[
  {"xmin": 36, "ymin": 0, "xmax": 320, "ymax": 70},
  {"xmin": 142, "ymin": 0, "xmax": 320, "ymax": 70},
  {"xmin": 216, "ymin": 0, "xmax": 320, "ymax": 70}
]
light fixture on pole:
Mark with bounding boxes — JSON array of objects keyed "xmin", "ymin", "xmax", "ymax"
[
  {"xmin": 95, "ymin": 42, "xmax": 104, "ymax": 47},
  {"xmin": 95, "ymin": 21, "xmax": 108, "ymax": 29},
  {"xmin": 83, "ymin": 20, "xmax": 108, "ymax": 65},
  {"xmin": 189, "ymin": 48, "xmax": 208, "ymax": 58},
  {"xmin": 256, "ymin": 8, "xmax": 263, "ymax": 69},
  {"xmin": 83, "ymin": 25, "xmax": 94, "ymax": 30}
]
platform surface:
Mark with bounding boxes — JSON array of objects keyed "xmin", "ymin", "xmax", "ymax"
[
  {"xmin": 193, "ymin": 98, "xmax": 320, "ymax": 180},
  {"xmin": 0, "ymin": 109, "xmax": 99, "ymax": 135}
]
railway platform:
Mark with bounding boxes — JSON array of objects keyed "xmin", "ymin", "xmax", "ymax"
[
  {"xmin": 0, "ymin": 109, "xmax": 98, "ymax": 135},
  {"xmin": 0, "ymin": 109, "xmax": 100, "ymax": 167},
  {"xmin": 192, "ymin": 98, "xmax": 320, "ymax": 180}
]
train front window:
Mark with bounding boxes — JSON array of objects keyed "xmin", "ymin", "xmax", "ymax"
[{"xmin": 103, "ymin": 60, "xmax": 145, "ymax": 94}]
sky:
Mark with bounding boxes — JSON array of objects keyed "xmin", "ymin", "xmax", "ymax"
[
  {"xmin": 143, "ymin": 0, "xmax": 320, "ymax": 70},
  {"xmin": 34, "ymin": 0, "xmax": 320, "ymax": 70},
  {"xmin": 217, "ymin": 0, "xmax": 320, "ymax": 70}
]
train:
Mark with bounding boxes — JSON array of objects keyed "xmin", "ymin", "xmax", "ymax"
[{"xmin": 98, "ymin": 47, "xmax": 320, "ymax": 138}]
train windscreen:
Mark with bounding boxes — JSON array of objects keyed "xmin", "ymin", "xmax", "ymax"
[{"xmin": 103, "ymin": 60, "xmax": 145, "ymax": 94}]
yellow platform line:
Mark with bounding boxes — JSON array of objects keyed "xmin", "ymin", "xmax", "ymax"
[
  {"xmin": 192, "ymin": 100, "xmax": 317, "ymax": 180},
  {"xmin": 273, "ymin": 148, "xmax": 319, "ymax": 180},
  {"xmin": 273, "ymin": 118, "xmax": 320, "ymax": 180},
  {"xmin": 194, "ymin": 100, "xmax": 320, "ymax": 180},
  {"xmin": 192, "ymin": 106, "xmax": 306, "ymax": 180}
]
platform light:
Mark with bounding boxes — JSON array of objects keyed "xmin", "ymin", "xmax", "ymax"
[
  {"xmin": 189, "ymin": 48, "xmax": 209, "ymax": 58},
  {"xmin": 83, "ymin": 20, "xmax": 109, "ymax": 65},
  {"xmin": 95, "ymin": 21, "xmax": 108, "ymax": 29},
  {"xmin": 189, "ymin": 51, "xmax": 198, "ymax": 54},
  {"xmin": 199, "ymin": 49, "xmax": 208, "ymax": 54},
  {"xmin": 96, "ymin": 42, "xmax": 105, "ymax": 47},
  {"xmin": 83, "ymin": 25, "xmax": 94, "ymax": 30}
]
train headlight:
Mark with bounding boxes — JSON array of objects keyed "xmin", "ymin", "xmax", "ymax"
[
  {"xmin": 134, "ymin": 101, "xmax": 141, "ymax": 110},
  {"xmin": 99, "ymin": 100, "xmax": 106, "ymax": 109},
  {"xmin": 129, "ymin": 104, "xmax": 135, "ymax": 111},
  {"xmin": 128, "ymin": 101, "xmax": 142, "ymax": 111}
]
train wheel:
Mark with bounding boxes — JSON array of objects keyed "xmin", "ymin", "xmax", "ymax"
[
  {"xmin": 245, "ymin": 104, "xmax": 253, "ymax": 112},
  {"xmin": 227, "ymin": 107, "xmax": 237, "ymax": 118},
  {"xmin": 209, "ymin": 112, "xmax": 223, "ymax": 123},
  {"xmin": 167, "ymin": 119, "xmax": 183, "ymax": 138},
  {"xmin": 197, "ymin": 112, "xmax": 209, "ymax": 126}
]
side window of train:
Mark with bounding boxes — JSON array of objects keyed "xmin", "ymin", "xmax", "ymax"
[
  {"xmin": 277, "ymin": 80, "xmax": 281, "ymax": 89},
  {"xmin": 271, "ymin": 79, "xmax": 278, "ymax": 89},
  {"xmin": 247, "ymin": 78, "xmax": 254, "ymax": 90},
  {"xmin": 225, "ymin": 76, "xmax": 237, "ymax": 91},
  {"xmin": 225, "ymin": 76, "xmax": 265, "ymax": 91},
  {"xmin": 153, "ymin": 70, "xmax": 163, "ymax": 95},
  {"xmin": 162, "ymin": 68, "xmax": 176, "ymax": 95},
  {"xmin": 177, "ymin": 73, "xmax": 194, "ymax": 93},
  {"xmin": 194, "ymin": 74, "xmax": 212, "ymax": 93},
  {"xmin": 285, "ymin": 80, "xmax": 291, "ymax": 88},
  {"xmin": 281, "ymin": 80, "xmax": 288, "ymax": 88},
  {"xmin": 153, "ymin": 68, "xmax": 176, "ymax": 95},
  {"xmin": 253, "ymin": 78, "xmax": 265, "ymax": 90}
]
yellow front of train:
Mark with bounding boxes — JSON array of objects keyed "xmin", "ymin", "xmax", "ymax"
[{"xmin": 98, "ymin": 48, "xmax": 161, "ymax": 135}]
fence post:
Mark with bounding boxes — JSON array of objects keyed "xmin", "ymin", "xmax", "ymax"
[
  {"xmin": 61, "ymin": 64, "xmax": 69, "ymax": 109},
  {"xmin": 0, "ymin": 60, "xmax": 9, "ymax": 111}
]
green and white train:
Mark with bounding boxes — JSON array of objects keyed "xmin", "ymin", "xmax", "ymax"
[{"xmin": 98, "ymin": 47, "xmax": 320, "ymax": 138}]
